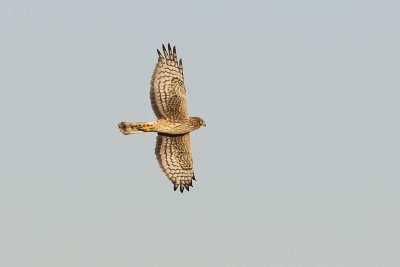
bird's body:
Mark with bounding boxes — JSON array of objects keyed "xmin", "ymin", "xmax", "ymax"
[
  {"xmin": 118, "ymin": 44, "xmax": 205, "ymax": 193},
  {"xmin": 119, "ymin": 117, "xmax": 204, "ymax": 135}
]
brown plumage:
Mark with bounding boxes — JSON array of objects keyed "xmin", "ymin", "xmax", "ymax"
[{"xmin": 118, "ymin": 44, "xmax": 206, "ymax": 193}]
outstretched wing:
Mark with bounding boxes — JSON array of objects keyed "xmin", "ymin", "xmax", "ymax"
[
  {"xmin": 155, "ymin": 133, "xmax": 195, "ymax": 193},
  {"xmin": 150, "ymin": 44, "xmax": 188, "ymax": 121}
]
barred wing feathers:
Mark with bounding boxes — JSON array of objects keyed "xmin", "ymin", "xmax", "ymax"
[
  {"xmin": 150, "ymin": 44, "xmax": 188, "ymax": 121},
  {"xmin": 155, "ymin": 133, "xmax": 195, "ymax": 193}
]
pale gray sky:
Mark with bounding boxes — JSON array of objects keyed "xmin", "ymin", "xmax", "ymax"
[{"xmin": 1, "ymin": 0, "xmax": 399, "ymax": 266}]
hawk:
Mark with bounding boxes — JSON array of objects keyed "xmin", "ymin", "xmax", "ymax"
[{"xmin": 118, "ymin": 44, "xmax": 206, "ymax": 193}]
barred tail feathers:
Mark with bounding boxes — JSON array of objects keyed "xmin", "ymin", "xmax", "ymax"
[{"xmin": 118, "ymin": 121, "xmax": 155, "ymax": 135}]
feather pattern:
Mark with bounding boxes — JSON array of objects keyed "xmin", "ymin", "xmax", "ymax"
[{"xmin": 150, "ymin": 43, "xmax": 187, "ymax": 121}]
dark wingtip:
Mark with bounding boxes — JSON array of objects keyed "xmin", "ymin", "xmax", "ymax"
[
  {"xmin": 174, "ymin": 184, "xmax": 179, "ymax": 191},
  {"xmin": 173, "ymin": 46, "xmax": 176, "ymax": 54},
  {"xmin": 184, "ymin": 184, "xmax": 189, "ymax": 191},
  {"xmin": 180, "ymin": 186, "xmax": 184, "ymax": 193},
  {"xmin": 192, "ymin": 175, "xmax": 196, "ymax": 181},
  {"xmin": 168, "ymin": 43, "xmax": 172, "ymax": 53},
  {"xmin": 157, "ymin": 49, "xmax": 163, "ymax": 58},
  {"xmin": 179, "ymin": 58, "xmax": 182, "ymax": 66},
  {"xmin": 162, "ymin": 44, "xmax": 167, "ymax": 52}
]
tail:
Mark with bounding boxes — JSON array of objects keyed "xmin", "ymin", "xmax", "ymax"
[{"xmin": 118, "ymin": 121, "xmax": 155, "ymax": 135}]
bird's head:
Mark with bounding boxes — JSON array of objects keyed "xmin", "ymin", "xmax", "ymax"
[{"xmin": 190, "ymin": 117, "xmax": 206, "ymax": 130}]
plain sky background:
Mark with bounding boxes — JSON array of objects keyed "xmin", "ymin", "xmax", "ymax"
[{"xmin": 1, "ymin": 0, "xmax": 399, "ymax": 266}]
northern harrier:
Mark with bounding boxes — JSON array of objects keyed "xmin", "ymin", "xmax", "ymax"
[{"xmin": 118, "ymin": 44, "xmax": 206, "ymax": 193}]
